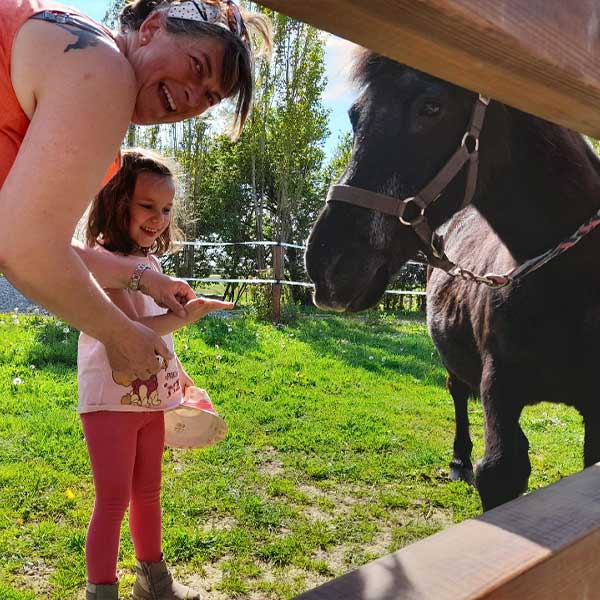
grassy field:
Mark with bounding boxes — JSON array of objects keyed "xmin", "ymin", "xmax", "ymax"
[{"xmin": 0, "ymin": 310, "xmax": 584, "ymax": 599}]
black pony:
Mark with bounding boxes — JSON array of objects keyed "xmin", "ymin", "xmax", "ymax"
[{"xmin": 305, "ymin": 49, "xmax": 600, "ymax": 511}]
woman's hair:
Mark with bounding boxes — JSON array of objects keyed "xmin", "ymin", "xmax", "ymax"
[
  {"xmin": 87, "ymin": 148, "xmax": 183, "ymax": 256},
  {"xmin": 119, "ymin": 0, "xmax": 272, "ymax": 138}
]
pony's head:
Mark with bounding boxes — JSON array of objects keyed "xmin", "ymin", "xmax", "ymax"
[{"xmin": 305, "ymin": 50, "xmax": 510, "ymax": 311}]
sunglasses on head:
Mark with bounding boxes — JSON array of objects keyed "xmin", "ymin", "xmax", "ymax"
[
  {"xmin": 169, "ymin": 0, "xmax": 249, "ymax": 46},
  {"xmin": 224, "ymin": 0, "xmax": 249, "ymax": 44}
]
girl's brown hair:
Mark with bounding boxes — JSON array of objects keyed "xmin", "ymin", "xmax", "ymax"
[
  {"xmin": 119, "ymin": 0, "xmax": 272, "ymax": 139},
  {"xmin": 87, "ymin": 149, "xmax": 181, "ymax": 256}
]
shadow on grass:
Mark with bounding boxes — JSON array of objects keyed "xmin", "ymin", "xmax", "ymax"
[
  {"xmin": 184, "ymin": 308, "xmax": 448, "ymax": 389},
  {"xmin": 287, "ymin": 314, "xmax": 447, "ymax": 388},
  {"xmin": 20, "ymin": 311, "xmax": 447, "ymax": 389}
]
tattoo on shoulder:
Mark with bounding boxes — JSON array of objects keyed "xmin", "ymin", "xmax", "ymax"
[{"xmin": 54, "ymin": 23, "xmax": 101, "ymax": 53}]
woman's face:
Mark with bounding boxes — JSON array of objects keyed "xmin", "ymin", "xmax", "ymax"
[
  {"xmin": 129, "ymin": 13, "xmax": 228, "ymax": 124},
  {"xmin": 128, "ymin": 172, "xmax": 175, "ymax": 250}
]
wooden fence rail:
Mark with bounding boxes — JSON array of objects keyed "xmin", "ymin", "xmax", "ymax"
[
  {"xmin": 293, "ymin": 463, "xmax": 600, "ymax": 600},
  {"xmin": 255, "ymin": 0, "xmax": 600, "ymax": 138}
]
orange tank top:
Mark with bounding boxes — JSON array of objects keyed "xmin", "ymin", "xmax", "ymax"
[{"xmin": 0, "ymin": 0, "xmax": 121, "ymax": 190}]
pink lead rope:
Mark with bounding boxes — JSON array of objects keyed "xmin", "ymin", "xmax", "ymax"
[{"xmin": 490, "ymin": 208, "xmax": 600, "ymax": 288}]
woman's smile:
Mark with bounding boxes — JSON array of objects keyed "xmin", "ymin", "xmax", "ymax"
[{"xmin": 159, "ymin": 82, "xmax": 177, "ymax": 112}]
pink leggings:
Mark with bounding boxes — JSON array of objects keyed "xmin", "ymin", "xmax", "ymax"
[{"xmin": 81, "ymin": 411, "xmax": 165, "ymax": 584}]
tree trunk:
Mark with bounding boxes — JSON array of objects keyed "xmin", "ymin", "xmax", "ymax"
[{"xmin": 251, "ymin": 152, "xmax": 265, "ymax": 271}]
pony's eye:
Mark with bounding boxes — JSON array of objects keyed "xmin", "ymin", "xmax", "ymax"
[{"xmin": 419, "ymin": 100, "xmax": 442, "ymax": 117}]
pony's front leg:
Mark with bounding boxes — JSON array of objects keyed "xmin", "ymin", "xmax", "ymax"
[
  {"xmin": 447, "ymin": 374, "xmax": 474, "ymax": 485},
  {"xmin": 474, "ymin": 363, "xmax": 531, "ymax": 511},
  {"xmin": 581, "ymin": 407, "xmax": 600, "ymax": 468}
]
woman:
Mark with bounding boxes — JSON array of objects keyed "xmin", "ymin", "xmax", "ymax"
[{"xmin": 0, "ymin": 0, "xmax": 271, "ymax": 381}]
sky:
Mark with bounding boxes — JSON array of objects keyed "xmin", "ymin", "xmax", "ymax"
[{"xmin": 67, "ymin": 0, "xmax": 357, "ymax": 159}]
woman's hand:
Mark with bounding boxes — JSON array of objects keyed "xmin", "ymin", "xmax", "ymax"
[
  {"xmin": 183, "ymin": 297, "xmax": 235, "ymax": 323},
  {"xmin": 139, "ymin": 269, "xmax": 197, "ymax": 318},
  {"xmin": 104, "ymin": 320, "xmax": 173, "ymax": 380}
]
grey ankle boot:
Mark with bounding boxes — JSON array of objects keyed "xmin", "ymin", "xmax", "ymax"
[
  {"xmin": 86, "ymin": 582, "xmax": 119, "ymax": 600},
  {"xmin": 132, "ymin": 557, "xmax": 201, "ymax": 600}
]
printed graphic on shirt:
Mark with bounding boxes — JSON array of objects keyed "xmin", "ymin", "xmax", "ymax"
[
  {"xmin": 112, "ymin": 359, "xmax": 178, "ymax": 408},
  {"xmin": 164, "ymin": 369, "xmax": 181, "ymax": 399}
]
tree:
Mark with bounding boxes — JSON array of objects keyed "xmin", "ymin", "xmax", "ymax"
[
  {"xmin": 251, "ymin": 10, "xmax": 330, "ymax": 302},
  {"xmin": 322, "ymin": 131, "xmax": 352, "ymax": 187},
  {"xmin": 102, "ymin": 2, "xmax": 335, "ymax": 309}
]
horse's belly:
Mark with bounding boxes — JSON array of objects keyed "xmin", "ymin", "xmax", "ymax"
[
  {"xmin": 427, "ymin": 258, "xmax": 600, "ymax": 407},
  {"xmin": 427, "ymin": 277, "xmax": 483, "ymax": 390}
]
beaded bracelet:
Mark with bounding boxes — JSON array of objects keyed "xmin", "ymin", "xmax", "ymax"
[{"xmin": 129, "ymin": 263, "xmax": 151, "ymax": 291}]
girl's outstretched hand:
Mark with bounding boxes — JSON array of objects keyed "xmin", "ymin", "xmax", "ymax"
[
  {"xmin": 139, "ymin": 270, "xmax": 196, "ymax": 318},
  {"xmin": 184, "ymin": 297, "xmax": 235, "ymax": 322}
]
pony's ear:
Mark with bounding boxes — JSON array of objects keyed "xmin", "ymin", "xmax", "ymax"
[{"xmin": 431, "ymin": 233, "xmax": 446, "ymax": 259}]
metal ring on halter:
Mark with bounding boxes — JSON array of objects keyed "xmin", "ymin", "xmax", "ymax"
[
  {"xmin": 399, "ymin": 197, "xmax": 426, "ymax": 226},
  {"xmin": 461, "ymin": 132, "xmax": 479, "ymax": 154}
]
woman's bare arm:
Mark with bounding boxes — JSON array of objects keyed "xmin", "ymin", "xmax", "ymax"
[
  {"xmin": 0, "ymin": 18, "xmax": 170, "ymax": 377},
  {"xmin": 72, "ymin": 241, "xmax": 195, "ymax": 317}
]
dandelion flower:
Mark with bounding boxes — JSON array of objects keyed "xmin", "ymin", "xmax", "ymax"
[
  {"xmin": 12, "ymin": 377, "xmax": 22, "ymax": 385},
  {"xmin": 65, "ymin": 489, "xmax": 75, "ymax": 500}
]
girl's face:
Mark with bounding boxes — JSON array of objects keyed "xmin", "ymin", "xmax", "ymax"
[
  {"xmin": 128, "ymin": 172, "xmax": 175, "ymax": 252},
  {"xmin": 128, "ymin": 13, "xmax": 228, "ymax": 124}
]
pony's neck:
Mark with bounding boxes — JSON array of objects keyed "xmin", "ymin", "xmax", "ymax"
[{"xmin": 475, "ymin": 115, "xmax": 600, "ymax": 265}]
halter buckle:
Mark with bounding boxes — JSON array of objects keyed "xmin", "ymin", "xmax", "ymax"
[
  {"xmin": 461, "ymin": 132, "xmax": 479, "ymax": 154},
  {"xmin": 399, "ymin": 197, "xmax": 426, "ymax": 226}
]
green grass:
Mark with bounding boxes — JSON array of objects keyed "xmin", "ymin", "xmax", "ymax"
[{"xmin": 0, "ymin": 311, "xmax": 584, "ymax": 599}]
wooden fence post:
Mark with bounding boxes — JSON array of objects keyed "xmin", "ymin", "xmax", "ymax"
[{"xmin": 272, "ymin": 243, "xmax": 284, "ymax": 323}]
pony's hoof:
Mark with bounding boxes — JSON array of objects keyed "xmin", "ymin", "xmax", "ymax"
[{"xmin": 449, "ymin": 462, "xmax": 475, "ymax": 485}]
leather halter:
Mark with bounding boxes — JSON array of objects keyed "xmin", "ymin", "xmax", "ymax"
[
  {"xmin": 325, "ymin": 94, "xmax": 600, "ymax": 289},
  {"xmin": 327, "ymin": 95, "xmax": 489, "ymax": 249},
  {"xmin": 326, "ymin": 94, "xmax": 502, "ymax": 283}
]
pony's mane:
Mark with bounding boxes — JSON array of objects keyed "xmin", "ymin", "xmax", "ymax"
[
  {"xmin": 351, "ymin": 48, "xmax": 393, "ymax": 88},
  {"xmin": 350, "ymin": 47, "xmax": 600, "ymax": 187}
]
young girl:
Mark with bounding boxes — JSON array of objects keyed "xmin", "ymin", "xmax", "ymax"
[{"xmin": 78, "ymin": 148, "xmax": 233, "ymax": 600}]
